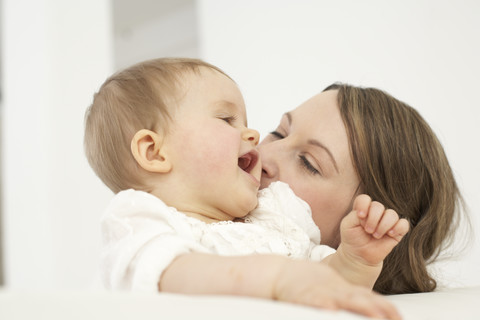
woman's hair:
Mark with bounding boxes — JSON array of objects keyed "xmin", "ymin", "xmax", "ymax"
[
  {"xmin": 324, "ymin": 83, "xmax": 467, "ymax": 294},
  {"xmin": 84, "ymin": 57, "xmax": 229, "ymax": 193}
]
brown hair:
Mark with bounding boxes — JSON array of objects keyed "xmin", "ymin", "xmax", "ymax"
[
  {"xmin": 84, "ymin": 58, "xmax": 229, "ymax": 193},
  {"xmin": 324, "ymin": 83, "xmax": 468, "ymax": 294}
]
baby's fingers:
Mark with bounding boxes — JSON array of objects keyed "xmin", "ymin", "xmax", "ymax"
[
  {"xmin": 353, "ymin": 194, "xmax": 372, "ymax": 217},
  {"xmin": 302, "ymin": 288, "xmax": 402, "ymax": 320},
  {"xmin": 338, "ymin": 293, "xmax": 402, "ymax": 320},
  {"xmin": 387, "ymin": 218, "xmax": 410, "ymax": 242},
  {"xmin": 364, "ymin": 201, "xmax": 385, "ymax": 234},
  {"xmin": 372, "ymin": 209, "xmax": 400, "ymax": 239}
]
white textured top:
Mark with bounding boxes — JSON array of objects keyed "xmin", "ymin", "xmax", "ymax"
[{"xmin": 100, "ymin": 181, "xmax": 336, "ymax": 292}]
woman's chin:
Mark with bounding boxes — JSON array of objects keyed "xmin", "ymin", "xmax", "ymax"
[{"xmin": 259, "ymin": 179, "xmax": 273, "ymax": 190}]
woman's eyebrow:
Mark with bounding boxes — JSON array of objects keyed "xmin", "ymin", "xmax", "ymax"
[
  {"xmin": 307, "ymin": 139, "xmax": 339, "ymax": 173},
  {"xmin": 286, "ymin": 112, "xmax": 339, "ymax": 174}
]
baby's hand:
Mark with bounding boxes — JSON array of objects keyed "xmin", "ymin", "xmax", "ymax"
[
  {"xmin": 275, "ymin": 260, "xmax": 401, "ymax": 320},
  {"xmin": 339, "ymin": 194, "xmax": 410, "ymax": 267}
]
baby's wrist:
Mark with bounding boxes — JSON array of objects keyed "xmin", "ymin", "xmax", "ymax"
[
  {"xmin": 336, "ymin": 244, "xmax": 382, "ymax": 269},
  {"xmin": 334, "ymin": 245, "xmax": 382, "ymax": 288},
  {"xmin": 269, "ymin": 256, "xmax": 292, "ymax": 300}
]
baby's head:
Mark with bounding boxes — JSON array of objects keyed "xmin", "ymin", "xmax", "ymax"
[
  {"xmin": 84, "ymin": 58, "xmax": 216, "ymax": 192},
  {"xmin": 85, "ymin": 58, "xmax": 261, "ymax": 221}
]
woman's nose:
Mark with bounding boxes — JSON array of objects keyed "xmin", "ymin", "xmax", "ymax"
[
  {"xmin": 257, "ymin": 140, "xmax": 278, "ymax": 179},
  {"xmin": 242, "ymin": 128, "xmax": 260, "ymax": 146}
]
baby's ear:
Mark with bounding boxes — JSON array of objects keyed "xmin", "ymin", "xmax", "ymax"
[{"xmin": 131, "ymin": 129, "xmax": 172, "ymax": 173}]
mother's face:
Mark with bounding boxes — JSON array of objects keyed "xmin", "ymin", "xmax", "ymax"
[{"xmin": 258, "ymin": 90, "xmax": 360, "ymax": 248}]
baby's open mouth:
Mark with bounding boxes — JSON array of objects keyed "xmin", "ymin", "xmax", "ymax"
[{"xmin": 238, "ymin": 150, "xmax": 259, "ymax": 174}]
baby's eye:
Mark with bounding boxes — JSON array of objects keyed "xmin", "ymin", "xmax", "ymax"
[
  {"xmin": 220, "ymin": 116, "xmax": 237, "ymax": 124},
  {"xmin": 269, "ymin": 131, "xmax": 285, "ymax": 139}
]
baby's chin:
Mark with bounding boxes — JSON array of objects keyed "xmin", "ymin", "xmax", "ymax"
[{"xmin": 242, "ymin": 197, "xmax": 259, "ymax": 215}]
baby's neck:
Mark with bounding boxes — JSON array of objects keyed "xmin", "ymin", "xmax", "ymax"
[{"xmin": 182, "ymin": 210, "xmax": 231, "ymax": 224}]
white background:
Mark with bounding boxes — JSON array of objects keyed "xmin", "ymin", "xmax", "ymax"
[{"xmin": 1, "ymin": 0, "xmax": 479, "ymax": 289}]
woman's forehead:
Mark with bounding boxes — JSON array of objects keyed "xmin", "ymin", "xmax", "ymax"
[{"xmin": 290, "ymin": 91, "xmax": 341, "ymax": 125}]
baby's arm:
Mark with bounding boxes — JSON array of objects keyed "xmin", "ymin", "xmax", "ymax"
[
  {"xmin": 323, "ymin": 195, "xmax": 409, "ymax": 288},
  {"xmin": 160, "ymin": 253, "xmax": 401, "ymax": 320}
]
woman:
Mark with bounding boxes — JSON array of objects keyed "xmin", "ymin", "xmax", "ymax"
[{"xmin": 259, "ymin": 83, "xmax": 466, "ymax": 294}]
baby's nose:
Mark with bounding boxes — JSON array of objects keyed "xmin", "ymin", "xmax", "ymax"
[{"xmin": 243, "ymin": 128, "xmax": 260, "ymax": 145}]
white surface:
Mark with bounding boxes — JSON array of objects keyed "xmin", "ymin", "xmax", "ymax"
[
  {"xmin": 388, "ymin": 286, "xmax": 480, "ymax": 319},
  {"xmin": 0, "ymin": 287, "xmax": 478, "ymax": 320}
]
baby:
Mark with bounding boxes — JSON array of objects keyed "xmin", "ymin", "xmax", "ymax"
[{"xmin": 84, "ymin": 58, "xmax": 407, "ymax": 319}]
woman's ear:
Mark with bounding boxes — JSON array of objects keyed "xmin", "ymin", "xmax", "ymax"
[{"xmin": 131, "ymin": 129, "xmax": 172, "ymax": 173}]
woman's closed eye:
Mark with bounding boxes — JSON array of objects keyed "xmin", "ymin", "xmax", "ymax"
[
  {"xmin": 299, "ymin": 155, "xmax": 321, "ymax": 175},
  {"xmin": 269, "ymin": 130, "xmax": 322, "ymax": 175},
  {"xmin": 269, "ymin": 131, "xmax": 285, "ymax": 139}
]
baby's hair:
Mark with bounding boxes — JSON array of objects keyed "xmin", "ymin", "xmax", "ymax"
[{"xmin": 84, "ymin": 58, "xmax": 230, "ymax": 193}]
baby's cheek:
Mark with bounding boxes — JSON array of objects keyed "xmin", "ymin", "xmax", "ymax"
[{"xmin": 199, "ymin": 136, "xmax": 238, "ymax": 172}]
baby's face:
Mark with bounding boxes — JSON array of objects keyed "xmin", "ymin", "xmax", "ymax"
[{"xmin": 163, "ymin": 67, "xmax": 261, "ymax": 222}]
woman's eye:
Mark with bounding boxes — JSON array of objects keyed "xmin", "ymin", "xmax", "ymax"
[
  {"xmin": 299, "ymin": 155, "xmax": 321, "ymax": 175},
  {"xmin": 269, "ymin": 131, "xmax": 285, "ymax": 139}
]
